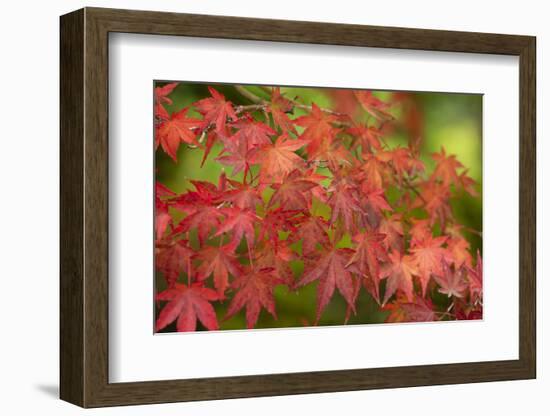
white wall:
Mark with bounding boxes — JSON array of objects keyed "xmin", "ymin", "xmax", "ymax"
[{"xmin": 0, "ymin": 0, "xmax": 546, "ymax": 414}]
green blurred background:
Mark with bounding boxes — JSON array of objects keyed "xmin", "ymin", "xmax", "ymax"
[{"xmin": 155, "ymin": 82, "xmax": 482, "ymax": 330}]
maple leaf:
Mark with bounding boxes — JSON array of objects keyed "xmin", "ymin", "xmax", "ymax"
[
  {"xmin": 225, "ymin": 267, "xmax": 283, "ymax": 329},
  {"xmin": 258, "ymin": 208, "xmax": 302, "ymax": 248},
  {"xmin": 155, "ymin": 240, "xmax": 195, "ymax": 287},
  {"xmin": 410, "ymin": 235, "xmax": 449, "ymax": 296},
  {"xmin": 199, "ymin": 130, "xmax": 220, "ymax": 167},
  {"xmin": 360, "ymin": 153, "xmax": 390, "ymax": 189},
  {"xmin": 307, "ymin": 134, "xmax": 353, "ymax": 172},
  {"xmin": 230, "ymin": 117, "xmax": 276, "ymax": 150},
  {"xmin": 172, "ymin": 180, "xmax": 221, "ymax": 213},
  {"xmin": 384, "ymin": 294, "xmax": 436, "ymax": 323},
  {"xmin": 447, "ymin": 236, "xmax": 472, "ymax": 267},
  {"xmin": 431, "ymin": 147, "xmax": 464, "ymax": 187},
  {"xmin": 296, "ymin": 247, "xmax": 356, "ymax": 322},
  {"xmin": 155, "ymin": 199, "xmax": 172, "ymax": 241},
  {"xmin": 328, "ymin": 89, "xmax": 359, "ymax": 116},
  {"xmin": 154, "ymin": 82, "xmax": 178, "ymax": 121},
  {"xmin": 216, "ymin": 133, "xmax": 256, "ymax": 177},
  {"xmin": 155, "ymin": 182, "xmax": 175, "ymax": 241},
  {"xmin": 172, "ymin": 206, "xmax": 224, "ymax": 246},
  {"xmin": 347, "ymin": 124, "xmax": 382, "ymax": 152},
  {"xmin": 378, "ymin": 147, "xmax": 424, "ymax": 181},
  {"xmin": 379, "ymin": 214, "xmax": 404, "ymax": 251},
  {"xmin": 467, "ymin": 250, "xmax": 483, "ymax": 302},
  {"xmin": 294, "ymin": 103, "xmax": 338, "ymax": 156},
  {"xmin": 196, "ymin": 244, "xmax": 242, "ymax": 297},
  {"xmin": 214, "ymin": 207, "xmax": 259, "ymax": 249},
  {"xmin": 416, "ymin": 180, "xmax": 453, "ymax": 228},
  {"xmin": 353, "ymin": 90, "xmax": 393, "ymax": 120},
  {"xmin": 156, "ymin": 108, "xmax": 201, "ymax": 161},
  {"xmin": 432, "ymin": 259, "xmax": 469, "ymax": 298},
  {"xmin": 269, "ymin": 170, "xmax": 318, "ymax": 210},
  {"xmin": 222, "ymin": 179, "xmax": 263, "ymax": 210},
  {"xmin": 250, "ymin": 134, "xmax": 307, "ymax": 183},
  {"xmin": 381, "ymin": 250, "xmax": 418, "ymax": 305},
  {"xmin": 458, "ymin": 170, "xmax": 478, "ymax": 197},
  {"xmin": 409, "ymin": 218, "xmax": 432, "ymax": 246},
  {"xmin": 256, "ymin": 241, "xmax": 296, "ymax": 285},
  {"xmin": 358, "ymin": 185, "xmax": 392, "ymax": 228},
  {"xmin": 326, "ymin": 180, "xmax": 363, "ymax": 233},
  {"xmin": 170, "ymin": 181, "xmax": 225, "ymax": 245},
  {"xmin": 345, "ymin": 230, "xmax": 388, "ymax": 303},
  {"xmin": 400, "ymin": 297, "xmax": 436, "ymax": 322},
  {"xmin": 156, "ymin": 181, "xmax": 176, "ymax": 198},
  {"xmin": 292, "ymin": 214, "xmax": 329, "ymax": 257},
  {"xmin": 156, "ymin": 283, "xmax": 219, "ymax": 332},
  {"xmin": 194, "ymin": 86, "xmax": 237, "ymax": 135},
  {"xmin": 155, "ymin": 82, "xmax": 179, "ymax": 106},
  {"xmin": 269, "ymin": 87, "xmax": 296, "ymax": 133}
]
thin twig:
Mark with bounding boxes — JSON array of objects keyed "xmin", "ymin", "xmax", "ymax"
[
  {"xmin": 234, "ymin": 85, "xmax": 347, "ymax": 117},
  {"xmin": 234, "ymin": 85, "xmax": 264, "ymax": 104}
]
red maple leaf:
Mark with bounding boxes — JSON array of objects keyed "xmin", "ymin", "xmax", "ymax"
[
  {"xmin": 230, "ymin": 117, "xmax": 276, "ymax": 150},
  {"xmin": 384, "ymin": 294, "xmax": 436, "ymax": 323},
  {"xmin": 155, "ymin": 240, "xmax": 195, "ymax": 287},
  {"xmin": 410, "ymin": 235, "xmax": 450, "ymax": 296},
  {"xmin": 155, "ymin": 82, "xmax": 179, "ymax": 106},
  {"xmin": 296, "ymin": 246, "xmax": 356, "ymax": 323},
  {"xmin": 291, "ymin": 214, "xmax": 329, "ymax": 257},
  {"xmin": 359, "ymin": 185, "xmax": 392, "ymax": 228},
  {"xmin": 255, "ymin": 240, "xmax": 296, "ymax": 285},
  {"xmin": 327, "ymin": 180, "xmax": 363, "ymax": 233},
  {"xmin": 353, "ymin": 90, "xmax": 393, "ymax": 121},
  {"xmin": 155, "ymin": 199, "xmax": 171, "ymax": 241},
  {"xmin": 345, "ymin": 230, "xmax": 388, "ymax": 303},
  {"xmin": 172, "ymin": 180, "xmax": 221, "ymax": 212},
  {"xmin": 458, "ymin": 170, "xmax": 479, "ymax": 197},
  {"xmin": 194, "ymin": 86, "xmax": 237, "ymax": 135},
  {"xmin": 269, "ymin": 87, "xmax": 296, "ymax": 134},
  {"xmin": 431, "ymin": 147, "xmax": 464, "ymax": 187},
  {"xmin": 409, "ymin": 218, "xmax": 432, "ymax": 246},
  {"xmin": 467, "ymin": 250, "xmax": 483, "ymax": 303},
  {"xmin": 156, "ymin": 108, "xmax": 201, "ymax": 161},
  {"xmin": 196, "ymin": 244, "xmax": 242, "ymax": 297},
  {"xmin": 225, "ymin": 267, "xmax": 283, "ymax": 329},
  {"xmin": 155, "ymin": 182, "xmax": 175, "ymax": 241},
  {"xmin": 447, "ymin": 236, "xmax": 472, "ymax": 267},
  {"xmin": 172, "ymin": 207, "xmax": 224, "ymax": 246},
  {"xmin": 294, "ymin": 103, "xmax": 339, "ymax": 156},
  {"xmin": 214, "ymin": 207, "xmax": 259, "ymax": 249},
  {"xmin": 156, "ymin": 283, "xmax": 219, "ymax": 332},
  {"xmin": 416, "ymin": 180, "xmax": 453, "ymax": 228},
  {"xmin": 154, "ymin": 82, "xmax": 178, "ymax": 121},
  {"xmin": 381, "ymin": 250, "xmax": 418, "ymax": 305},
  {"xmin": 258, "ymin": 208, "xmax": 302, "ymax": 248},
  {"xmin": 250, "ymin": 134, "xmax": 307, "ymax": 183},
  {"xmin": 378, "ymin": 147, "xmax": 424, "ymax": 181},
  {"xmin": 432, "ymin": 259, "xmax": 469, "ymax": 298},
  {"xmin": 170, "ymin": 181, "xmax": 225, "ymax": 245},
  {"xmin": 216, "ymin": 133, "xmax": 256, "ymax": 178},
  {"xmin": 222, "ymin": 178, "xmax": 263, "ymax": 210},
  {"xmin": 269, "ymin": 170, "xmax": 318, "ymax": 210},
  {"xmin": 359, "ymin": 153, "xmax": 390, "ymax": 189},
  {"xmin": 347, "ymin": 124, "xmax": 382, "ymax": 152},
  {"xmin": 379, "ymin": 214, "xmax": 404, "ymax": 252}
]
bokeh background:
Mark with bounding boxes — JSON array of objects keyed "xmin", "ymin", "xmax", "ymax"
[{"xmin": 155, "ymin": 82, "xmax": 482, "ymax": 330}]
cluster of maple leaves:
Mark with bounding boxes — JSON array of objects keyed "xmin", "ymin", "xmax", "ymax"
[{"xmin": 154, "ymin": 82, "xmax": 483, "ymax": 332}]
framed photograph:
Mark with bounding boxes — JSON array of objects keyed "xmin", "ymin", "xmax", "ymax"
[{"xmin": 60, "ymin": 7, "xmax": 536, "ymax": 408}]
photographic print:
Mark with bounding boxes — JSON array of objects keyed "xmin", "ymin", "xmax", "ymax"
[{"xmin": 154, "ymin": 82, "xmax": 483, "ymax": 333}]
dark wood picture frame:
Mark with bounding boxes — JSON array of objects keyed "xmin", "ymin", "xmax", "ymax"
[{"xmin": 60, "ymin": 7, "xmax": 536, "ymax": 408}]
